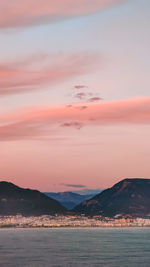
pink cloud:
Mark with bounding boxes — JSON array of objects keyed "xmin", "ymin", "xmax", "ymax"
[
  {"xmin": 0, "ymin": 53, "xmax": 99, "ymax": 96},
  {"xmin": 61, "ymin": 122, "xmax": 83, "ymax": 129},
  {"xmin": 74, "ymin": 92, "xmax": 86, "ymax": 100},
  {"xmin": 74, "ymin": 92, "xmax": 103, "ymax": 102},
  {"xmin": 0, "ymin": 0, "xmax": 126, "ymax": 29},
  {"xmin": 0, "ymin": 97, "xmax": 150, "ymax": 141},
  {"xmin": 88, "ymin": 97, "xmax": 103, "ymax": 102},
  {"xmin": 75, "ymin": 106, "xmax": 88, "ymax": 110},
  {"xmin": 74, "ymin": 85, "xmax": 88, "ymax": 89}
]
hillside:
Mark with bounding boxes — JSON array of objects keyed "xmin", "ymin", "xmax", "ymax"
[
  {"xmin": 73, "ymin": 178, "xmax": 150, "ymax": 217},
  {"xmin": 44, "ymin": 191, "xmax": 94, "ymax": 210},
  {"xmin": 0, "ymin": 181, "xmax": 66, "ymax": 216}
]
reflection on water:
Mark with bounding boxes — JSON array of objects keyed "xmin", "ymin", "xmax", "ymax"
[{"xmin": 0, "ymin": 228, "xmax": 150, "ymax": 267}]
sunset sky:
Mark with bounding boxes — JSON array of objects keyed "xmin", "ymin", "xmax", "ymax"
[{"xmin": 0, "ymin": 0, "xmax": 150, "ymax": 192}]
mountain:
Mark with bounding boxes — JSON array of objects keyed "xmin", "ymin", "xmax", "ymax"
[
  {"xmin": 73, "ymin": 178, "xmax": 150, "ymax": 218},
  {"xmin": 0, "ymin": 181, "xmax": 66, "ymax": 216},
  {"xmin": 72, "ymin": 189, "xmax": 102, "ymax": 195},
  {"xmin": 44, "ymin": 192, "xmax": 94, "ymax": 210}
]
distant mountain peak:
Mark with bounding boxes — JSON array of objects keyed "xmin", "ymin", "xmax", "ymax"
[{"xmin": 44, "ymin": 191, "xmax": 95, "ymax": 210}]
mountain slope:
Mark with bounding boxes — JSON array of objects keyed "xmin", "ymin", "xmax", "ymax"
[
  {"xmin": 0, "ymin": 181, "xmax": 66, "ymax": 216},
  {"xmin": 73, "ymin": 178, "xmax": 150, "ymax": 217},
  {"xmin": 44, "ymin": 192, "xmax": 94, "ymax": 210}
]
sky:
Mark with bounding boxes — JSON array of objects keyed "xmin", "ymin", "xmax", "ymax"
[{"xmin": 0, "ymin": 0, "xmax": 150, "ymax": 192}]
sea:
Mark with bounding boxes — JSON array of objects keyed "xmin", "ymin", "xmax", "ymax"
[{"xmin": 0, "ymin": 228, "xmax": 150, "ymax": 267}]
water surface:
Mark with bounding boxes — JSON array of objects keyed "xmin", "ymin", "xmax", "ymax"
[{"xmin": 0, "ymin": 228, "xmax": 150, "ymax": 266}]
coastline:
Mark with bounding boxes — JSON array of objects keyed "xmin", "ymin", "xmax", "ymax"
[
  {"xmin": 1, "ymin": 226, "xmax": 150, "ymax": 229},
  {"xmin": 1, "ymin": 215, "xmax": 150, "ymax": 229}
]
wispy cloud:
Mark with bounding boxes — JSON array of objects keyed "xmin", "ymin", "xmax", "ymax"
[
  {"xmin": 75, "ymin": 106, "xmax": 88, "ymax": 110},
  {"xmin": 61, "ymin": 122, "xmax": 83, "ymax": 129},
  {"xmin": 74, "ymin": 92, "xmax": 86, "ymax": 100},
  {"xmin": 1, "ymin": 97, "xmax": 150, "ymax": 141},
  {"xmin": 0, "ymin": 0, "xmax": 126, "ymax": 30},
  {"xmin": 73, "ymin": 93, "xmax": 103, "ymax": 102},
  {"xmin": 74, "ymin": 85, "xmax": 88, "ymax": 89},
  {"xmin": 0, "ymin": 53, "xmax": 99, "ymax": 96},
  {"xmin": 61, "ymin": 183, "xmax": 86, "ymax": 188},
  {"xmin": 88, "ymin": 97, "xmax": 103, "ymax": 102}
]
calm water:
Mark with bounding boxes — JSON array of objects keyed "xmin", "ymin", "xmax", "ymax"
[{"xmin": 0, "ymin": 228, "xmax": 150, "ymax": 267}]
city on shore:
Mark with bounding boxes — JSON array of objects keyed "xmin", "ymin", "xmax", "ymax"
[{"xmin": 0, "ymin": 215, "xmax": 150, "ymax": 228}]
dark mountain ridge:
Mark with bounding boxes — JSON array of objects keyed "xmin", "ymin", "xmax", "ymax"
[
  {"xmin": 73, "ymin": 178, "xmax": 150, "ymax": 217},
  {"xmin": 0, "ymin": 181, "xmax": 66, "ymax": 216}
]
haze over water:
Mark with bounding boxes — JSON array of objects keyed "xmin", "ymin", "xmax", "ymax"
[{"xmin": 0, "ymin": 228, "xmax": 150, "ymax": 267}]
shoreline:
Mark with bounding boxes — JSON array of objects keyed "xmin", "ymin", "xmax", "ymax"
[
  {"xmin": 1, "ymin": 226, "xmax": 150, "ymax": 229},
  {"xmin": 1, "ymin": 215, "xmax": 150, "ymax": 228}
]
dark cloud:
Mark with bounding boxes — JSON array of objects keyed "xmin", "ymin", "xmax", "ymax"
[
  {"xmin": 88, "ymin": 97, "xmax": 103, "ymax": 102},
  {"xmin": 61, "ymin": 121, "xmax": 83, "ymax": 129},
  {"xmin": 75, "ymin": 106, "xmax": 88, "ymax": 110},
  {"xmin": 74, "ymin": 92, "xmax": 86, "ymax": 100},
  {"xmin": 61, "ymin": 183, "xmax": 86, "ymax": 188},
  {"xmin": 74, "ymin": 85, "xmax": 88, "ymax": 89}
]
